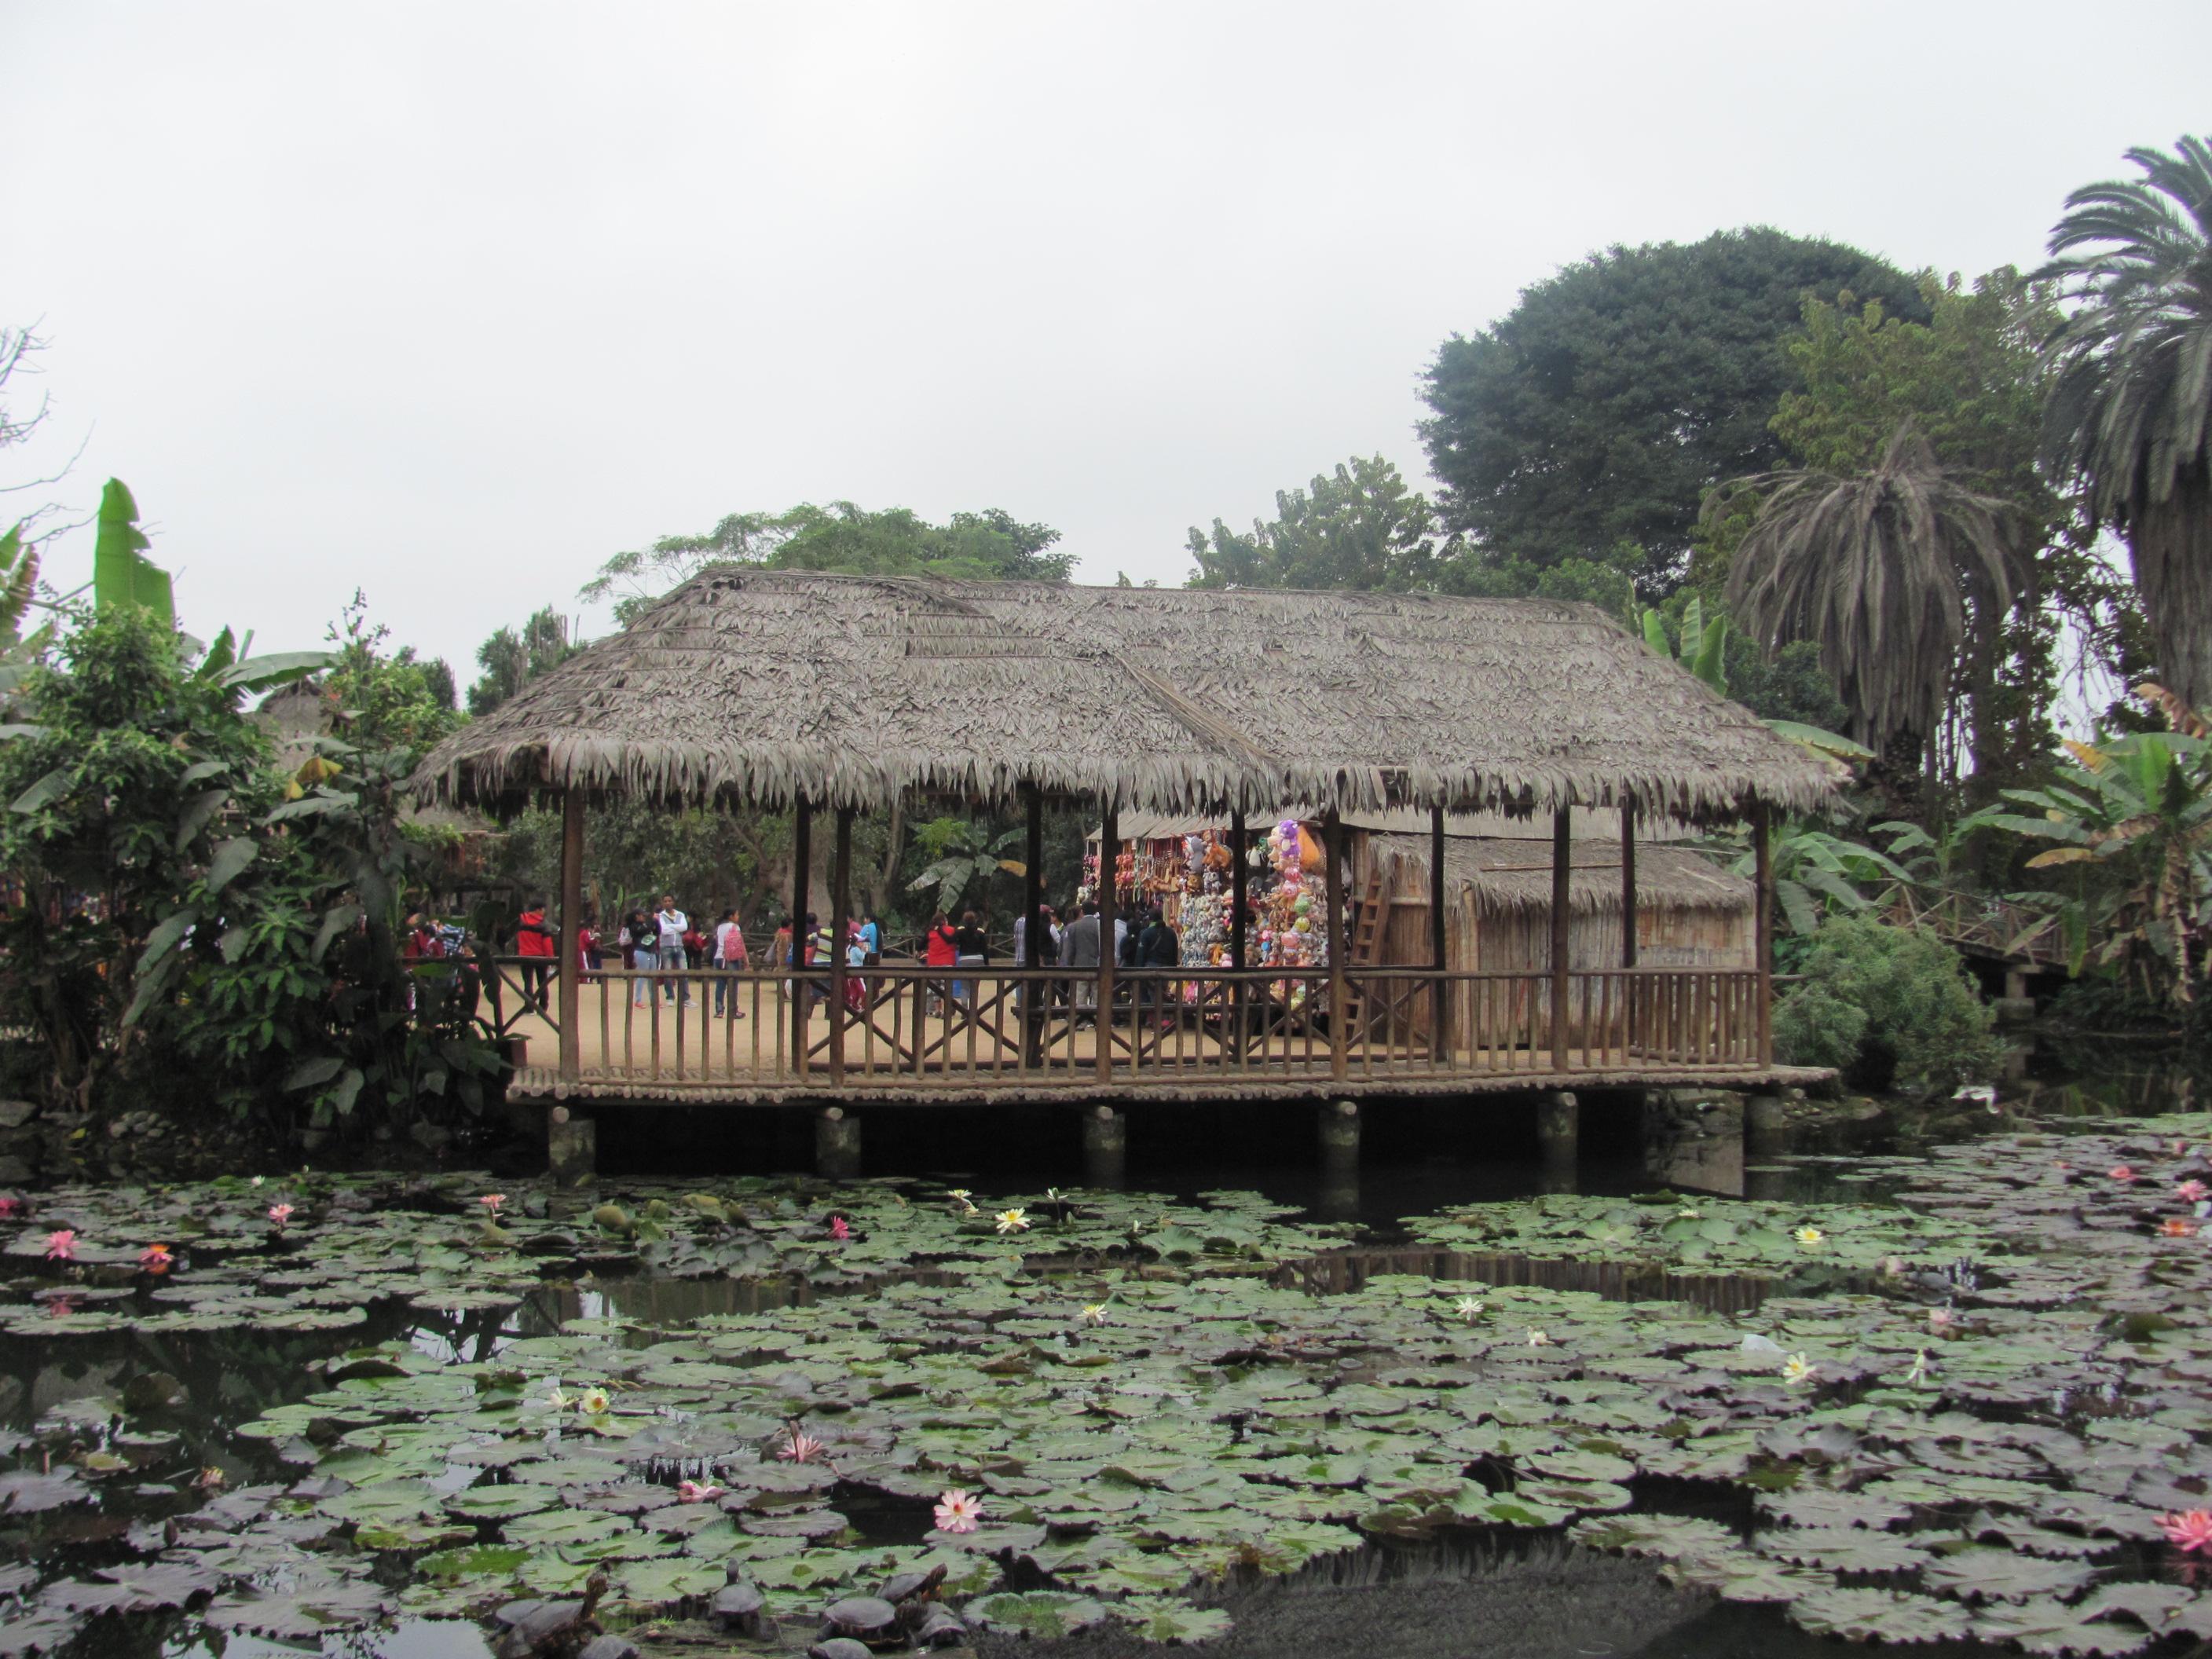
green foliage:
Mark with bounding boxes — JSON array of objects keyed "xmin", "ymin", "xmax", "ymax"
[
  {"xmin": 467, "ymin": 606, "xmax": 574, "ymax": 716},
  {"xmin": 1714, "ymin": 821, "xmax": 1909, "ymax": 937},
  {"xmin": 1634, "ymin": 593, "xmax": 1727, "ymax": 692},
  {"xmin": 906, "ymin": 819, "xmax": 1025, "ymax": 913},
  {"xmin": 1419, "ymin": 228, "xmax": 1927, "ymax": 593},
  {"xmin": 2038, "ymin": 136, "xmax": 2212, "ymax": 707},
  {"xmin": 1772, "ymin": 915, "xmax": 2001, "ymax": 1093},
  {"xmin": 324, "ymin": 593, "xmax": 466, "ymax": 760},
  {"xmin": 1973, "ymin": 727, "xmax": 2212, "ymax": 1009},
  {"xmin": 1185, "ymin": 456, "xmax": 1438, "ymax": 591},
  {"xmin": 1436, "ymin": 537, "xmax": 1640, "ymax": 621},
  {"xmin": 0, "ymin": 591, "xmax": 496, "ymax": 1132},
  {"xmin": 1704, "ymin": 272, "xmax": 2146, "ymax": 803},
  {"xmin": 583, "ymin": 502, "xmax": 1070, "ymax": 627},
  {"xmin": 90, "ymin": 478, "xmax": 174, "ymax": 630}
]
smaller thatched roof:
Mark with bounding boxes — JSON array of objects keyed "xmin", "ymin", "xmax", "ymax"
[
  {"xmin": 1093, "ymin": 807, "xmax": 1699, "ymax": 844},
  {"xmin": 1372, "ymin": 834, "xmax": 1751, "ymax": 917}
]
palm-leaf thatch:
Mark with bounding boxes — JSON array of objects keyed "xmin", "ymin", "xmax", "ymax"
[
  {"xmin": 1373, "ymin": 835, "xmax": 1749, "ymax": 918},
  {"xmin": 1720, "ymin": 424, "xmax": 2021, "ymax": 749},
  {"xmin": 2038, "ymin": 136, "xmax": 2212, "ymax": 706},
  {"xmin": 412, "ymin": 572, "xmax": 1836, "ymax": 822}
]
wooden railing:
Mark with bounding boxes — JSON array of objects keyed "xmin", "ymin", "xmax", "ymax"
[{"xmin": 536, "ymin": 963, "xmax": 1766, "ymax": 1091}]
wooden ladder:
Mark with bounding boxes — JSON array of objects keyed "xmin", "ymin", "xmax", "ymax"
[{"xmin": 1341, "ymin": 863, "xmax": 1389, "ymax": 1041}]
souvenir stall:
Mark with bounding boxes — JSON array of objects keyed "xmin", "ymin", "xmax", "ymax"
[{"xmin": 1079, "ymin": 815, "xmax": 1335, "ymax": 1013}]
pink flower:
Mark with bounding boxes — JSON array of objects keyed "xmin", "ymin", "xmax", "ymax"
[
  {"xmin": 267, "ymin": 1203, "xmax": 294, "ymax": 1230},
  {"xmin": 933, "ymin": 1489, "xmax": 984, "ymax": 1533},
  {"xmin": 2162, "ymin": 1218, "xmax": 2198, "ymax": 1238},
  {"xmin": 0, "ymin": 1196, "xmax": 20, "ymax": 1218},
  {"xmin": 776, "ymin": 1426, "xmax": 826, "ymax": 1464},
  {"xmin": 45, "ymin": 1295, "xmax": 79, "ymax": 1317},
  {"xmin": 828, "ymin": 1215, "xmax": 850, "ymax": 1242},
  {"xmin": 2177, "ymin": 1180, "xmax": 2210, "ymax": 1203},
  {"xmin": 676, "ymin": 1478, "xmax": 725, "ymax": 1503},
  {"xmin": 1927, "ymin": 1307, "xmax": 1955, "ymax": 1333},
  {"xmin": 479, "ymin": 1194, "xmax": 506, "ymax": 1214},
  {"xmin": 2109, "ymin": 1166, "xmax": 2137, "ymax": 1182},
  {"xmin": 139, "ymin": 1243, "xmax": 174, "ymax": 1274},
  {"xmin": 43, "ymin": 1229, "xmax": 75, "ymax": 1261},
  {"xmin": 2163, "ymin": 1510, "xmax": 2212, "ymax": 1554}
]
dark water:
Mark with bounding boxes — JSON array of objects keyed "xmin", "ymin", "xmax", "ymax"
[{"xmin": 1, "ymin": 1042, "xmax": 2193, "ymax": 1659}]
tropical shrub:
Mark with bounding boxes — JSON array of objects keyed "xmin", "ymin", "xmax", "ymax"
[{"xmin": 1773, "ymin": 916, "xmax": 2001, "ymax": 1093}]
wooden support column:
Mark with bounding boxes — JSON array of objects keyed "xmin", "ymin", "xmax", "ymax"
[
  {"xmin": 557, "ymin": 789, "xmax": 584, "ymax": 1084},
  {"xmin": 1229, "ymin": 808, "xmax": 1249, "ymax": 1062},
  {"xmin": 1229, "ymin": 810, "xmax": 1248, "ymax": 971},
  {"xmin": 1429, "ymin": 804, "xmax": 1449, "ymax": 1060},
  {"xmin": 1620, "ymin": 803, "xmax": 1638, "ymax": 969},
  {"xmin": 1096, "ymin": 803, "xmax": 1117, "ymax": 1085},
  {"xmin": 828, "ymin": 804, "xmax": 852, "ymax": 1087},
  {"xmin": 1551, "ymin": 805, "xmax": 1572, "ymax": 1072},
  {"xmin": 1752, "ymin": 800, "xmax": 1774, "ymax": 1065},
  {"xmin": 1022, "ymin": 784, "xmax": 1044, "ymax": 1067},
  {"xmin": 789, "ymin": 795, "xmax": 811, "ymax": 1078},
  {"xmin": 1324, "ymin": 810, "xmax": 1348, "ymax": 1084}
]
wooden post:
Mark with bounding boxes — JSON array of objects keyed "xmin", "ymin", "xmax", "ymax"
[
  {"xmin": 790, "ymin": 795, "xmax": 811, "ymax": 1078},
  {"xmin": 1430, "ymin": 804, "xmax": 1449, "ymax": 1060},
  {"xmin": 1551, "ymin": 805, "xmax": 1572, "ymax": 1072},
  {"xmin": 557, "ymin": 788, "xmax": 584, "ymax": 1084},
  {"xmin": 1324, "ymin": 810, "xmax": 1348, "ymax": 1084},
  {"xmin": 1620, "ymin": 802, "xmax": 1638, "ymax": 969},
  {"xmin": 1096, "ymin": 802, "xmax": 1117, "ymax": 1085},
  {"xmin": 1752, "ymin": 800, "xmax": 1774, "ymax": 1065},
  {"xmin": 828, "ymin": 804, "xmax": 852, "ymax": 1086},
  {"xmin": 1022, "ymin": 784, "xmax": 1044, "ymax": 1068},
  {"xmin": 1229, "ymin": 810, "xmax": 1248, "ymax": 972}
]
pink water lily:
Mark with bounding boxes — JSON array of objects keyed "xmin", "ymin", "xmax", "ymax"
[
  {"xmin": 0, "ymin": 1196, "xmax": 20, "ymax": 1218},
  {"xmin": 933, "ymin": 1488, "xmax": 983, "ymax": 1533},
  {"xmin": 2177, "ymin": 1180, "xmax": 2210, "ymax": 1203},
  {"xmin": 139, "ymin": 1243, "xmax": 174, "ymax": 1274},
  {"xmin": 676, "ymin": 1478, "xmax": 725, "ymax": 1503},
  {"xmin": 267, "ymin": 1203, "xmax": 295, "ymax": 1231},
  {"xmin": 828, "ymin": 1215, "xmax": 850, "ymax": 1242},
  {"xmin": 2109, "ymin": 1166, "xmax": 2137, "ymax": 1181},
  {"xmin": 44, "ymin": 1229, "xmax": 75, "ymax": 1262},
  {"xmin": 2161, "ymin": 1217, "xmax": 2197, "ymax": 1238},
  {"xmin": 479, "ymin": 1194, "xmax": 506, "ymax": 1214},
  {"xmin": 775, "ymin": 1425, "xmax": 826, "ymax": 1464},
  {"xmin": 2162, "ymin": 1510, "xmax": 2212, "ymax": 1554}
]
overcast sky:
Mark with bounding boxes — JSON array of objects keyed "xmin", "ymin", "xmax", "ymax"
[{"xmin": 5, "ymin": 2, "xmax": 2209, "ymax": 681}]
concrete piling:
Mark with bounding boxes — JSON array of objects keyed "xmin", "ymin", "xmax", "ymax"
[
  {"xmin": 1082, "ymin": 1106, "xmax": 1126, "ymax": 1186},
  {"xmin": 546, "ymin": 1105, "xmax": 596, "ymax": 1185},
  {"xmin": 815, "ymin": 1107, "xmax": 862, "ymax": 1179}
]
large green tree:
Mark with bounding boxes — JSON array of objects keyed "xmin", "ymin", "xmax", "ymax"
[
  {"xmin": 1185, "ymin": 456, "xmax": 1439, "ymax": 591},
  {"xmin": 583, "ymin": 502, "xmax": 1071, "ymax": 628},
  {"xmin": 1419, "ymin": 228, "xmax": 1928, "ymax": 593},
  {"xmin": 467, "ymin": 606, "xmax": 576, "ymax": 716},
  {"xmin": 2038, "ymin": 136, "xmax": 2212, "ymax": 709},
  {"xmin": 1706, "ymin": 273, "xmax": 2146, "ymax": 800}
]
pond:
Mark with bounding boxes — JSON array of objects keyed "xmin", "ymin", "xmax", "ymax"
[{"xmin": 3, "ymin": 1057, "xmax": 2211, "ymax": 1659}]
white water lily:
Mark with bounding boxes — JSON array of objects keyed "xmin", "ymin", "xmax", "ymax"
[
  {"xmin": 1079, "ymin": 1303, "xmax": 1108, "ymax": 1326},
  {"xmin": 1455, "ymin": 1295, "xmax": 1486, "ymax": 1320},
  {"xmin": 1525, "ymin": 1328, "xmax": 1552, "ymax": 1347},
  {"xmin": 994, "ymin": 1208, "xmax": 1030, "ymax": 1235},
  {"xmin": 1794, "ymin": 1226, "xmax": 1825, "ymax": 1247},
  {"xmin": 577, "ymin": 1386, "xmax": 611, "ymax": 1415},
  {"xmin": 1782, "ymin": 1353, "xmax": 1815, "ymax": 1386},
  {"xmin": 544, "ymin": 1384, "xmax": 569, "ymax": 1411},
  {"xmin": 1905, "ymin": 1350, "xmax": 1930, "ymax": 1386},
  {"xmin": 1675, "ymin": 1207, "xmax": 1701, "ymax": 1220}
]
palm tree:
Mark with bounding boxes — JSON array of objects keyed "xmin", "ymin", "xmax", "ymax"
[
  {"xmin": 2038, "ymin": 137, "xmax": 2212, "ymax": 707},
  {"xmin": 1719, "ymin": 423, "xmax": 2021, "ymax": 752}
]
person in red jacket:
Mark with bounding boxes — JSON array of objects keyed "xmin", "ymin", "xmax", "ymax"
[
  {"xmin": 924, "ymin": 910, "xmax": 958, "ymax": 1017},
  {"xmin": 514, "ymin": 898, "xmax": 557, "ymax": 1013}
]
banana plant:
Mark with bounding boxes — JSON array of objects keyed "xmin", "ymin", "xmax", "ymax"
[
  {"xmin": 1976, "ymin": 714, "xmax": 2212, "ymax": 1005},
  {"xmin": 1636, "ymin": 595, "xmax": 1728, "ymax": 693},
  {"xmin": 1708, "ymin": 820, "xmax": 1915, "ymax": 936},
  {"xmin": 906, "ymin": 819, "xmax": 1027, "ymax": 912},
  {"xmin": 1635, "ymin": 597, "xmax": 1871, "ymax": 766}
]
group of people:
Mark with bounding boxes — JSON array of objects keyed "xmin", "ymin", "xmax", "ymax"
[{"xmin": 504, "ymin": 892, "xmax": 1188, "ymax": 1027}]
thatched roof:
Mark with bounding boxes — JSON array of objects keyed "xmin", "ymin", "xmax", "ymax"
[
  {"xmin": 1375, "ymin": 834, "xmax": 1751, "ymax": 917},
  {"xmin": 1093, "ymin": 807, "xmax": 1699, "ymax": 844},
  {"xmin": 414, "ymin": 571, "xmax": 1835, "ymax": 822}
]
